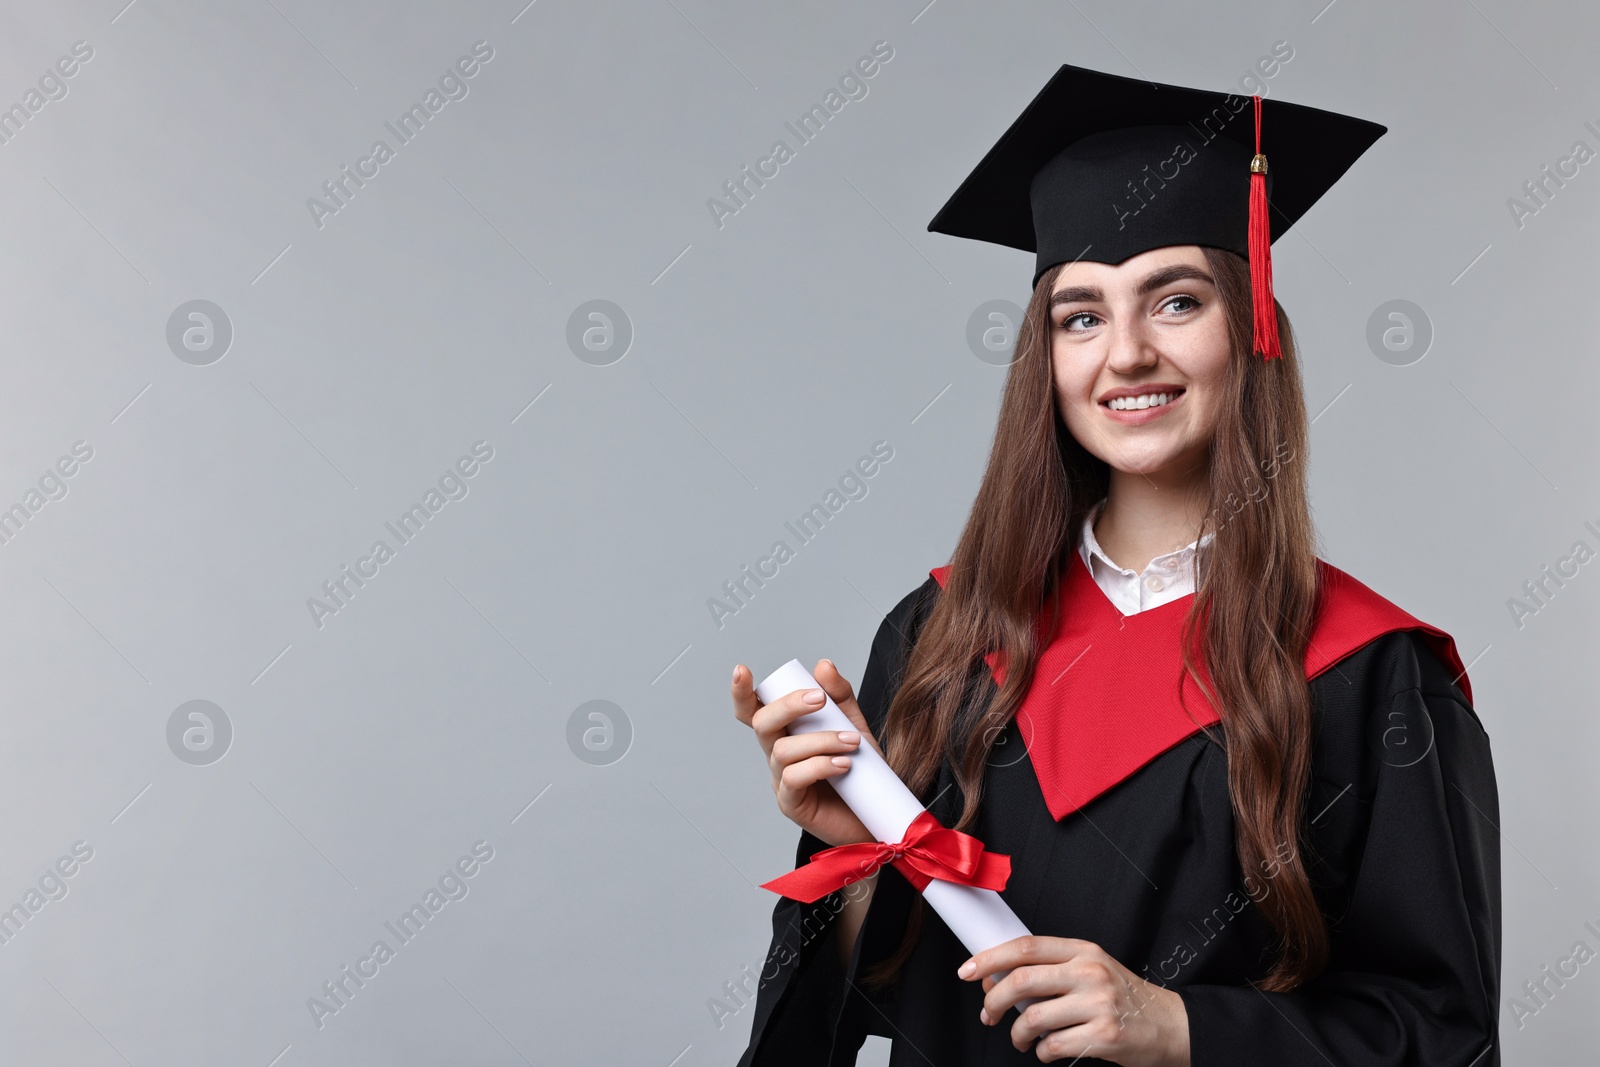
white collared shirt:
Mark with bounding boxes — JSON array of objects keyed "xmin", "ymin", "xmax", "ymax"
[{"xmin": 1077, "ymin": 501, "xmax": 1212, "ymax": 616}]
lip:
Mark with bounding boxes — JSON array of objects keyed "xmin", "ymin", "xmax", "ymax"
[
  {"xmin": 1097, "ymin": 384, "xmax": 1186, "ymax": 426},
  {"xmin": 1097, "ymin": 383, "xmax": 1187, "ymax": 403}
]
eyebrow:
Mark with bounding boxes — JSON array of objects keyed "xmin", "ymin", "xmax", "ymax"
[{"xmin": 1048, "ymin": 264, "xmax": 1216, "ymax": 308}]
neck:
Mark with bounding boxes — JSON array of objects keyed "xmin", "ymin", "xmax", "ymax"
[{"xmin": 1092, "ymin": 463, "xmax": 1210, "ymax": 574}]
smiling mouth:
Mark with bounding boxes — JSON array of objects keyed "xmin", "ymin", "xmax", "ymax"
[{"xmin": 1102, "ymin": 389, "xmax": 1184, "ymax": 412}]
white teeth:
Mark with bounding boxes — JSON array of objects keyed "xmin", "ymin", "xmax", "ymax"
[{"xmin": 1107, "ymin": 392, "xmax": 1175, "ymax": 411}]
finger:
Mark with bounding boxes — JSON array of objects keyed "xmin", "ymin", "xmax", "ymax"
[
  {"xmin": 731, "ymin": 664, "xmax": 763, "ymax": 727},
  {"xmin": 770, "ymin": 729, "xmax": 861, "ymax": 772},
  {"xmin": 812, "ymin": 658, "xmax": 856, "ymax": 707},
  {"xmin": 812, "ymin": 659, "xmax": 884, "ymax": 756},
  {"xmin": 775, "ymin": 752, "xmax": 852, "ymax": 804},
  {"xmin": 750, "ymin": 686, "xmax": 829, "ymax": 746},
  {"xmin": 958, "ymin": 936, "xmax": 1090, "ymax": 983},
  {"xmin": 1010, "ymin": 995, "xmax": 1096, "ymax": 1052},
  {"xmin": 982, "ymin": 964, "xmax": 1067, "ymax": 1024}
]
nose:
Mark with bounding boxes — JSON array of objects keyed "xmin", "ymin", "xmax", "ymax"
[{"xmin": 1103, "ymin": 312, "xmax": 1160, "ymax": 375}]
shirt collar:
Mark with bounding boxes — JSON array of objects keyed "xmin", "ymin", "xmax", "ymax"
[{"xmin": 1077, "ymin": 498, "xmax": 1213, "ymax": 580}]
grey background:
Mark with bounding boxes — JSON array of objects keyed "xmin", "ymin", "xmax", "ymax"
[{"xmin": 0, "ymin": 0, "xmax": 1592, "ymax": 1063}]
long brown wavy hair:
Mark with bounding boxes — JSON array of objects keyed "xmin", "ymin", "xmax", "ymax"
[{"xmin": 861, "ymin": 246, "xmax": 1325, "ymax": 993}]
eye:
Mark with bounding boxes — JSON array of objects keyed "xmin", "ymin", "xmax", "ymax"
[
  {"xmin": 1160, "ymin": 294, "xmax": 1202, "ymax": 315},
  {"xmin": 1058, "ymin": 311, "xmax": 1101, "ymax": 331}
]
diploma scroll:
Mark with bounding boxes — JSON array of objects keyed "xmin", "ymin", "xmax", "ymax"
[{"xmin": 757, "ymin": 658, "xmax": 1040, "ymax": 1008}]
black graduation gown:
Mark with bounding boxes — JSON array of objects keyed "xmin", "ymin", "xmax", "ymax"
[{"xmin": 736, "ymin": 575, "xmax": 1502, "ymax": 1067}]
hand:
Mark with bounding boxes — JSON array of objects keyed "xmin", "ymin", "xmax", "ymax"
[
  {"xmin": 959, "ymin": 936, "xmax": 1190, "ymax": 1066},
  {"xmin": 731, "ymin": 659, "xmax": 885, "ymax": 849}
]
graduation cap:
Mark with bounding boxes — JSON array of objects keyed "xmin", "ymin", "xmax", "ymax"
[{"xmin": 926, "ymin": 64, "xmax": 1387, "ymax": 359}]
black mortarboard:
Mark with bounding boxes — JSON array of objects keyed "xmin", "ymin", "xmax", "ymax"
[{"xmin": 927, "ymin": 63, "xmax": 1387, "ymax": 358}]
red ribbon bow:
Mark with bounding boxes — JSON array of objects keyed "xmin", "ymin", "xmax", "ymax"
[{"xmin": 760, "ymin": 810, "xmax": 1013, "ymax": 904}]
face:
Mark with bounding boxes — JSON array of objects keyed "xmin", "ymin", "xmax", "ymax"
[{"xmin": 1049, "ymin": 245, "xmax": 1232, "ymax": 485}]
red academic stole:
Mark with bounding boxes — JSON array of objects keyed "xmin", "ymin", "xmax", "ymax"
[{"xmin": 929, "ymin": 555, "xmax": 1471, "ymax": 821}]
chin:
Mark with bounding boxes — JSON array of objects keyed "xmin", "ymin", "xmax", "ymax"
[
  {"xmin": 1093, "ymin": 439, "xmax": 1182, "ymax": 474},
  {"xmin": 1115, "ymin": 459, "xmax": 1178, "ymax": 477}
]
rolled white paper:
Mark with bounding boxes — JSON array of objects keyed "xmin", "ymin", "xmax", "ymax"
[{"xmin": 758, "ymin": 658, "xmax": 1039, "ymax": 1007}]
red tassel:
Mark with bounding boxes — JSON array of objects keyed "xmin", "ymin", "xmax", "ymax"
[{"xmin": 1248, "ymin": 95, "xmax": 1282, "ymax": 360}]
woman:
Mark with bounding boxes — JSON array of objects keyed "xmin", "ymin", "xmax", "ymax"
[{"xmin": 730, "ymin": 65, "xmax": 1500, "ymax": 1067}]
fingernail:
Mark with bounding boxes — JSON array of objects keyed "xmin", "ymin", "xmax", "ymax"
[
  {"xmin": 803, "ymin": 689, "xmax": 824, "ymax": 704},
  {"xmin": 838, "ymin": 730, "xmax": 859, "ymax": 745},
  {"xmin": 732, "ymin": 665, "xmax": 740, "ymax": 683},
  {"xmin": 831, "ymin": 756, "xmax": 851, "ymax": 767},
  {"xmin": 957, "ymin": 960, "xmax": 975, "ymax": 979},
  {"xmin": 979, "ymin": 1007, "xmax": 991, "ymax": 1025}
]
